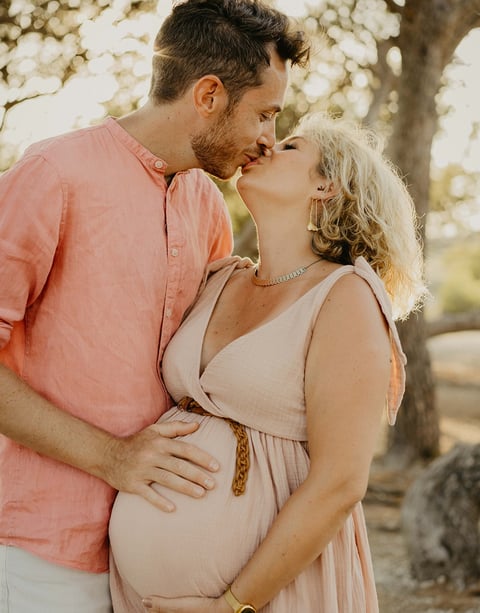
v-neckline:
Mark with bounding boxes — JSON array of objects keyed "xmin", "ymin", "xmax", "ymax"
[{"xmin": 197, "ymin": 263, "xmax": 352, "ymax": 378}]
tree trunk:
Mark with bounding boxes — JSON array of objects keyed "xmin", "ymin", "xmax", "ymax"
[
  {"xmin": 384, "ymin": 0, "xmax": 480, "ymax": 466},
  {"xmin": 387, "ymin": 315, "xmax": 439, "ymax": 465}
]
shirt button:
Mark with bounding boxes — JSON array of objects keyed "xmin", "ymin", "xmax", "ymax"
[
  {"xmin": 165, "ymin": 308, "xmax": 172, "ymax": 318},
  {"xmin": 154, "ymin": 160, "xmax": 164, "ymax": 170},
  {"xmin": 171, "ymin": 248, "xmax": 179, "ymax": 257}
]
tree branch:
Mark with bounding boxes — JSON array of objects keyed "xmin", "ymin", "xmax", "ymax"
[
  {"xmin": 426, "ymin": 311, "xmax": 480, "ymax": 337},
  {"xmin": 383, "ymin": 0, "xmax": 403, "ymax": 16}
]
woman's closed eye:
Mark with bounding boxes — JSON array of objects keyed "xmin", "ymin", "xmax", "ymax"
[{"xmin": 260, "ymin": 111, "xmax": 276, "ymax": 122}]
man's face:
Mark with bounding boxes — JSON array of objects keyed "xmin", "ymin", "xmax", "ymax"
[{"xmin": 191, "ymin": 51, "xmax": 289, "ymax": 180}]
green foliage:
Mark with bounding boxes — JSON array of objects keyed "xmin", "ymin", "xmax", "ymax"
[
  {"xmin": 440, "ymin": 240, "xmax": 480, "ymax": 313},
  {"xmin": 279, "ymin": 0, "xmax": 401, "ymax": 127},
  {"xmin": 0, "ymin": 0, "xmax": 157, "ymax": 168},
  {"xmin": 430, "ymin": 163, "xmax": 480, "ymax": 213}
]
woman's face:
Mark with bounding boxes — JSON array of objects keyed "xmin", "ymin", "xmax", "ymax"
[{"xmin": 237, "ymin": 135, "xmax": 322, "ymax": 208}]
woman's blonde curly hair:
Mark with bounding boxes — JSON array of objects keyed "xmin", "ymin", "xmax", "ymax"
[{"xmin": 295, "ymin": 112, "xmax": 427, "ymax": 320}]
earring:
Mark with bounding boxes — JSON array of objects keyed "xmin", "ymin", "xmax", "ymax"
[{"xmin": 307, "ymin": 199, "xmax": 319, "ymax": 232}]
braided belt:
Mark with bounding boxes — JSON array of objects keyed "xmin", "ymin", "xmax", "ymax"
[{"xmin": 177, "ymin": 396, "xmax": 250, "ymax": 496}]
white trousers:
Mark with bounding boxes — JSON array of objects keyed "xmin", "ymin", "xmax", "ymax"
[{"xmin": 0, "ymin": 545, "xmax": 112, "ymax": 613}]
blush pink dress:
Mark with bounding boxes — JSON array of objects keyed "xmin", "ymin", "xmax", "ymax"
[{"xmin": 109, "ymin": 257, "xmax": 406, "ymax": 613}]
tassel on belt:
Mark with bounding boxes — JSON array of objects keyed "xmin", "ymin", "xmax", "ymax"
[{"xmin": 177, "ymin": 396, "xmax": 249, "ymax": 496}]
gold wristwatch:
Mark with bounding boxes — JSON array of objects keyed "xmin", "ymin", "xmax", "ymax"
[{"xmin": 223, "ymin": 586, "xmax": 257, "ymax": 613}]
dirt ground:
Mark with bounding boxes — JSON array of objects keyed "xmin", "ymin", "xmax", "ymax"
[{"xmin": 365, "ymin": 331, "xmax": 480, "ymax": 613}]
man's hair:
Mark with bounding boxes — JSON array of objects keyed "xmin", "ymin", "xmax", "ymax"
[{"xmin": 149, "ymin": 0, "xmax": 310, "ymax": 105}]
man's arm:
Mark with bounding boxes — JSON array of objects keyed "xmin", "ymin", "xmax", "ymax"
[{"xmin": 0, "ymin": 364, "xmax": 219, "ymax": 512}]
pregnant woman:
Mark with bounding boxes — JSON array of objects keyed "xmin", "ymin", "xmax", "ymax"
[{"xmin": 109, "ymin": 112, "xmax": 425, "ymax": 613}]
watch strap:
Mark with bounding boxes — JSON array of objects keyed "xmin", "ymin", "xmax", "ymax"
[{"xmin": 224, "ymin": 586, "xmax": 257, "ymax": 613}]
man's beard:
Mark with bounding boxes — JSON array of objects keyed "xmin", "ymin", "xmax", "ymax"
[{"xmin": 191, "ymin": 114, "xmax": 239, "ymax": 180}]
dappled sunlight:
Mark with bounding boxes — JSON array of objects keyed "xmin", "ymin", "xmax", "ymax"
[
  {"xmin": 0, "ymin": 2, "xmax": 478, "ymax": 296},
  {"xmin": 0, "ymin": 0, "xmax": 164, "ymax": 165},
  {"xmin": 1, "ymin": 0, "xmax": 480, "ymax": 189}
]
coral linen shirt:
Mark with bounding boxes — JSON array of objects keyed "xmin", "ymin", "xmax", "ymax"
[{"xmin": 0, "ymin": 118, "xmax": 233, "ymax": 572}]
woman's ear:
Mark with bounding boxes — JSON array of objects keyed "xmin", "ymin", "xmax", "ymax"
[
  {"xmin": 314, "ymin": 181, "xmax": 338, "ymax": 200},
  {"xmin": 192, "ymin": 75, "xmax": 228, "ymax": 118}
]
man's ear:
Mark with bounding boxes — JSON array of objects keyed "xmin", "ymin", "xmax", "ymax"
[{"xmin": 192, "ymin": 75, "xmax": 228, "ymax": 118}]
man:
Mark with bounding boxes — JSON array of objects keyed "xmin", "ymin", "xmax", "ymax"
[{"xmin": 0, "ymin": 0, "xmax": 309, "ymax": 610}]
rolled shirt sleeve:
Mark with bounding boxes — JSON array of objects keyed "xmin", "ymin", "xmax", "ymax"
[{"xmin": 0, "ymin": 154, "xmax": 65, "ymax": 349}]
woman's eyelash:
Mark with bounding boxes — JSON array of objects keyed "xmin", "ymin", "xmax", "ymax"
[{"xmin": 283, "ymin": 143, "xmax": 296, "ymax": 150}]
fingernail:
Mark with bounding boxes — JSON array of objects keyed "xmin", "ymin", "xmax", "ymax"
[
  {"xmin": 193, "ymin": 485, "xmax": 205, "ymax": 497},
  {"xmin": 142, "ymin": 598, "xmax": 152, "ymax": 609},
  {"xmin": 204, "ymin": 477, "xmax": 215, "ymax": 489},
  {"xmin": 210, "ymin": 460, "xmax": 219, "ymax": 470}
]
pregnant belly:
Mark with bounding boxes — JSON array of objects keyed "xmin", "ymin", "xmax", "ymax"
[{"xmin": 109, "ymin": 412, "xmax": 275, "ymax": 598}]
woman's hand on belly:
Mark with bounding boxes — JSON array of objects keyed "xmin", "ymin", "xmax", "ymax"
[{"xmin": 142, "ymin": 594, "xmax": 230, "ymax": 613}]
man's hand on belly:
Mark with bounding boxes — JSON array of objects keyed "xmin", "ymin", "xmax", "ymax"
[{"xmin": 102, "ymin": 421, "xmax": 219, "ymax": 512}]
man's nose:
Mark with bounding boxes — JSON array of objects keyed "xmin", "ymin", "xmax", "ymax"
[{"xmin": 258, "ymin": 121, "xmax": 276, "ymax": 151}]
